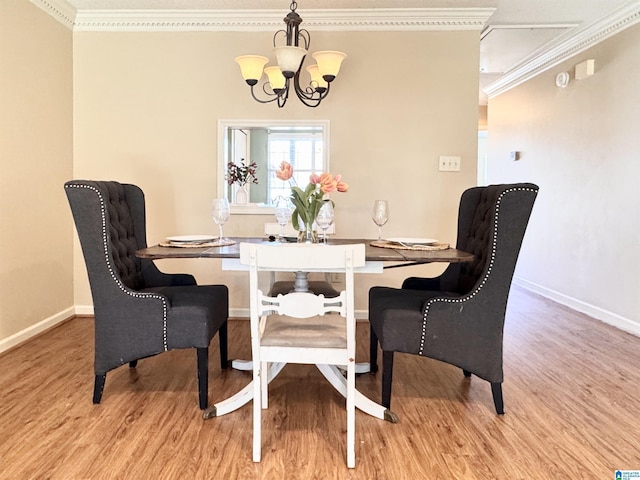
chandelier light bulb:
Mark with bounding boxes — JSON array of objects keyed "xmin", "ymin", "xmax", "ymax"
[
  {"xmin": 265, "ymin": 66, "xmax": 287, "ymax": 91},
  {"xmin": 306, "ymin": 64, "xmax": 328, "ymax": 92},
  {"xmin": 235, "ymin": 55, "xmax": 269, "ymax": 85},
  {"xmin": 312, "ymin": 51, "xmax": 347, "ymax": 82},
  {"xmin": 273, "ymin": 46, "xmax": 308, "ymax": 78}
]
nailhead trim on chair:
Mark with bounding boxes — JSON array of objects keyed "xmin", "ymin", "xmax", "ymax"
[
  {"xmin": 418, "ymin": 186, "xmax": 537, "ymax": 355},
  {"xmin": 66, "ymin": 183, "xmax": 169, "ymax": 350}
]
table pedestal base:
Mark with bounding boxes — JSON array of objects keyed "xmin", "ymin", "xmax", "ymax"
[{"xmin": 203, "ymin": 362, "xmax": 398, "ymax": 423}]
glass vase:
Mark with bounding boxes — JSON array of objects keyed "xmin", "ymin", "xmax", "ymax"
[
  {"xmin": 297, "ymin": 222, "xmax": 318, "ymax": 243},
  {"xmin": 235, "ymin": 184, "xmax": 249, "ymax": 205}
]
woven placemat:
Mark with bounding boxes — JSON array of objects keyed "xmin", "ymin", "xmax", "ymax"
[
  {"xmin": 371, "ymin": 240, "xmax": 450, "ymax": 251},
  {"xmin": 159, "ymin": 239, "xmax": 236, "ymax": 248}
]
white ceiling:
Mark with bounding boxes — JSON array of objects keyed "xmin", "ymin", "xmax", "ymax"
[
  {"xmin": 477, "ymin": 0, "xmax": 631, "ymax": 103},
  {"xmin": 64, "ymin": 0, "xmax": 636, "ymax": 104}
]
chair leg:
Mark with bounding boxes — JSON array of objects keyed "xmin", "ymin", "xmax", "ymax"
[
  {"xmin": 381, "ymin": 350, "xmax": 394, "ymax": 409},
  {"xmin": 346, "ymin": 359, "xmax": 356, "ymax": 468},
  {"xmin": 261, "ymin": 361, "xmax": 269, "ymax": 409},
  {"xmin": 219, "ymin": 322, "xmax": 228, "ymax": 370},
  {"xmin": 369, "ymin": 327, "xmax": 379, "ymax": 373},
  {"xmin": 197, "ymin": 347, "xmax": 209, "ymax": 410},
  {"xmin": 129, "ymin": 360, "xmax": 138, "ymax": 368},
  {"xmin": 93, "ymin": 374, "xmax": 106, "ymax": 404},
  {"xmin": 491, "ymin": 382, "xmax": 504, "ymax": 415},
  {"xmin": 253, "ymin": 356, "xmax": 262, "ymax": 462}
]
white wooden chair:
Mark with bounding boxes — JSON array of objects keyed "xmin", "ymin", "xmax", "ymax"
[{"xmin": 239, "ymin": 242, "xmax": 365, "ymax": 469}]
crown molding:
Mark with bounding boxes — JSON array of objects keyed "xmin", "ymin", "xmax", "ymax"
[
  {"xmin": 30, "ymin": 4, "xmax": 494, "ymax": 32},
  {"xmin": 74, "ymin": 8, "xmax": 494, "ymax": 32},
  {"xmin": 30, "ymin": 0, "xmax": 76, "ymax": 29},
  {"xmin": 73, "ymin": 8, "xmax": 494, "ymax": 32},
  {"xmin": 484, "ymin": 0, "xmax": 640, "ymax": 99}
]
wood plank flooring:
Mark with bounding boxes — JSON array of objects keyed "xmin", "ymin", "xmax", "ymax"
[{"xmin": 1, "ymin": 286, "xmax": 639, "ymax": 479}]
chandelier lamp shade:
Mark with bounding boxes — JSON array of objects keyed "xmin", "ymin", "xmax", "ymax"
[{"xmin": 235, "ymin": 1, "xmax": 347, "ymax": 108}]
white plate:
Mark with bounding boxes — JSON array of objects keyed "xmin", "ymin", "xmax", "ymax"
[
  {"xmin": 385, "ymin": 237, "xmax": 438, "ymax": 246},
  {"xmin": 166, "ymin": 235, "xmax": 216, "ymax": 244}
]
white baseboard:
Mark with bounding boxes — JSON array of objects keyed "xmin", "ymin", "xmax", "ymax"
[
  {"xmin": 229, "ymin": 308, "xmax": 246, "ymax": 319},
  {"xmin": 513, "ymin": 276, "xmax": 640, "ymax": 337},
  {"xmin": 0, "ymin": 306, "xmax": 75, "ymax": 354},
  {"xmin": 74, "ymin": 305, "xmax": 95, "ymax": 316}
]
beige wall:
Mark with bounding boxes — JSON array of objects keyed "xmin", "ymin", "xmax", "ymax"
[
  {"xmin": 0, "ymin": 0, "xmax": 74, "ymax": 346},
  {"xmin": 73, "ymin": 29, "xmax": 480, "ymax": 312},
  {"xmin": 486, "ymin": 23, "xmax": 640, "ymax": 331}
]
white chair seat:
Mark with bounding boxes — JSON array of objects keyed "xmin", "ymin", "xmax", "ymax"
[{"xmin": 261, "ymin": 314, "xmax": 347, "ymax": 349}]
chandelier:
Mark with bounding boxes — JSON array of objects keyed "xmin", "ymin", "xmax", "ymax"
[{"xmin": 235, "ymin": 1, "xmax": 347, "ymax": 108}]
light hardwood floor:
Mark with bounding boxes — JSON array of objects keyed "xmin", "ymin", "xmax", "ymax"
[{"xmin": 1, "ymin": 286, "xmax": 639, "ymax": 479}]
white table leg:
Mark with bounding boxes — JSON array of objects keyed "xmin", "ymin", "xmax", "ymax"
[
  {"xmin": 315, "ymin": 364, "xmax": 398, "ymax": 423},
  {"xmin": 204, "ymin": 362, "xmax": 398, "ymax": 423},
  {"xmin": 203, "ymin": 362, "xmax": 286, "ymax": 419},
  {"xmin": 230, "ymin": 359, "xmax": 253, "ymax": 371},
  {"xmin": 344, "ymin": 362, "xmax": 371, "ymax": 374}
]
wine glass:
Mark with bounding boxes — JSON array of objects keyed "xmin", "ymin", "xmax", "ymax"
[
  {"xmin": 371, "ymin": 200, "xmax": 389, "ymax": 240},
  {"xmin": 274, "ymin": 196, "xmax": 293, "ymax": 242},
  {"xmin": 211, "ymin": 198, "xmax": 230, "ymax": 241},
  {"xmin": 316, "ymin": 201, "xmax": 334, "ymax": 243}
]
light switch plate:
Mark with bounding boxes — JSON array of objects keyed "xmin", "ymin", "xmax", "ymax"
[{"xmin": 439, "ymin": 156, "xmax": 461, "ymax": 171}]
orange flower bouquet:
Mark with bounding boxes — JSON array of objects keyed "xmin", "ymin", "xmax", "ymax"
[{"xmin": 275, "ymin": 161, "xmax": 348, "ymax": 241}]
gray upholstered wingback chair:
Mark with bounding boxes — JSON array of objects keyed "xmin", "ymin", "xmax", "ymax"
[
  {"xmin": 65, "ymin": 180, "xmax": 229, "ymax": 410},
  {"xmin": 369, "ymin": 183, "xmax": 538, "ymax": 414}
]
